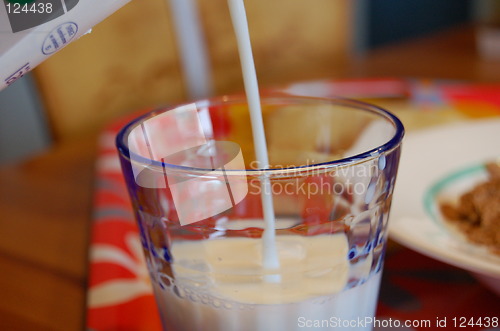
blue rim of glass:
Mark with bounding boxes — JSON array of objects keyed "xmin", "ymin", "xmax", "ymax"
[{"xmin": 116, "ymin": 94, "xmax": 405, "ymax": 176}]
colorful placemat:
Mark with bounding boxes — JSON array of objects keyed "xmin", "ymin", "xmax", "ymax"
[{"xmin": 86, "ymin": 79, "xmax": 500, "ymax": 331}]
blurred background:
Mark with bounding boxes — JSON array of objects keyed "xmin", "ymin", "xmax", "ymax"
[{"xmin": 0, "ymin": 0, "xmax": 496, "ymax": 164}]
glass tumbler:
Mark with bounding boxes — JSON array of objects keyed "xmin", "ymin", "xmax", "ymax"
[{"xmin": 116, "ymin": 94, "xmax": 404, "ymax": 331}]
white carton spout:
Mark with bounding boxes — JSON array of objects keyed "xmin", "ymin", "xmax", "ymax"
[{"xmin": 0, "ymin": 0, "xmax": 131, "ymax": 91}]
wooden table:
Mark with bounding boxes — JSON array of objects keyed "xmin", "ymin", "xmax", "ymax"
[
  {"xmin": 348, "ymin": 26, "xmax": 500, "ymax": 82},
  {"xmin": 1, "ymin": 26, "xmax": 499, "ymax": 331},
  {"xmin": 0, "ymin": 136, "xmax": 96, "ymax": 330}
]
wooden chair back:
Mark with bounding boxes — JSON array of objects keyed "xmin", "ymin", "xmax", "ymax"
[{"xmin": 33, "ymin": 0, "xmax": 352, "ymax": 140}]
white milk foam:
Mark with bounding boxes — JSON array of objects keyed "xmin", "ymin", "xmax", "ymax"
[{"xmin": 154, "ymin": 234, "xmax": 381, "ymax": 331}]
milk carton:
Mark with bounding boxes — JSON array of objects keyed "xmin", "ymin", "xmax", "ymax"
[{"xmin": 0, "ymin": 0, "xmax": 131, "ymax": 91}]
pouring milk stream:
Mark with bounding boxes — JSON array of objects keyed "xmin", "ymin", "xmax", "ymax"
[{"xmin": 227, "ymin": 0, "xmax": 281, "ymax": 282}]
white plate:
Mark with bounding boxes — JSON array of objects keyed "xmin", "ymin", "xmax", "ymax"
[{"xmin": 389, "ymin": 119, "xmax": 500, "ymax": 279}]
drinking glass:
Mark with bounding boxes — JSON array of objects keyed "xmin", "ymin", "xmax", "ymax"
[{"xmin": 116, "ymin": 94, "xmax": 404, "ymax": 331}]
